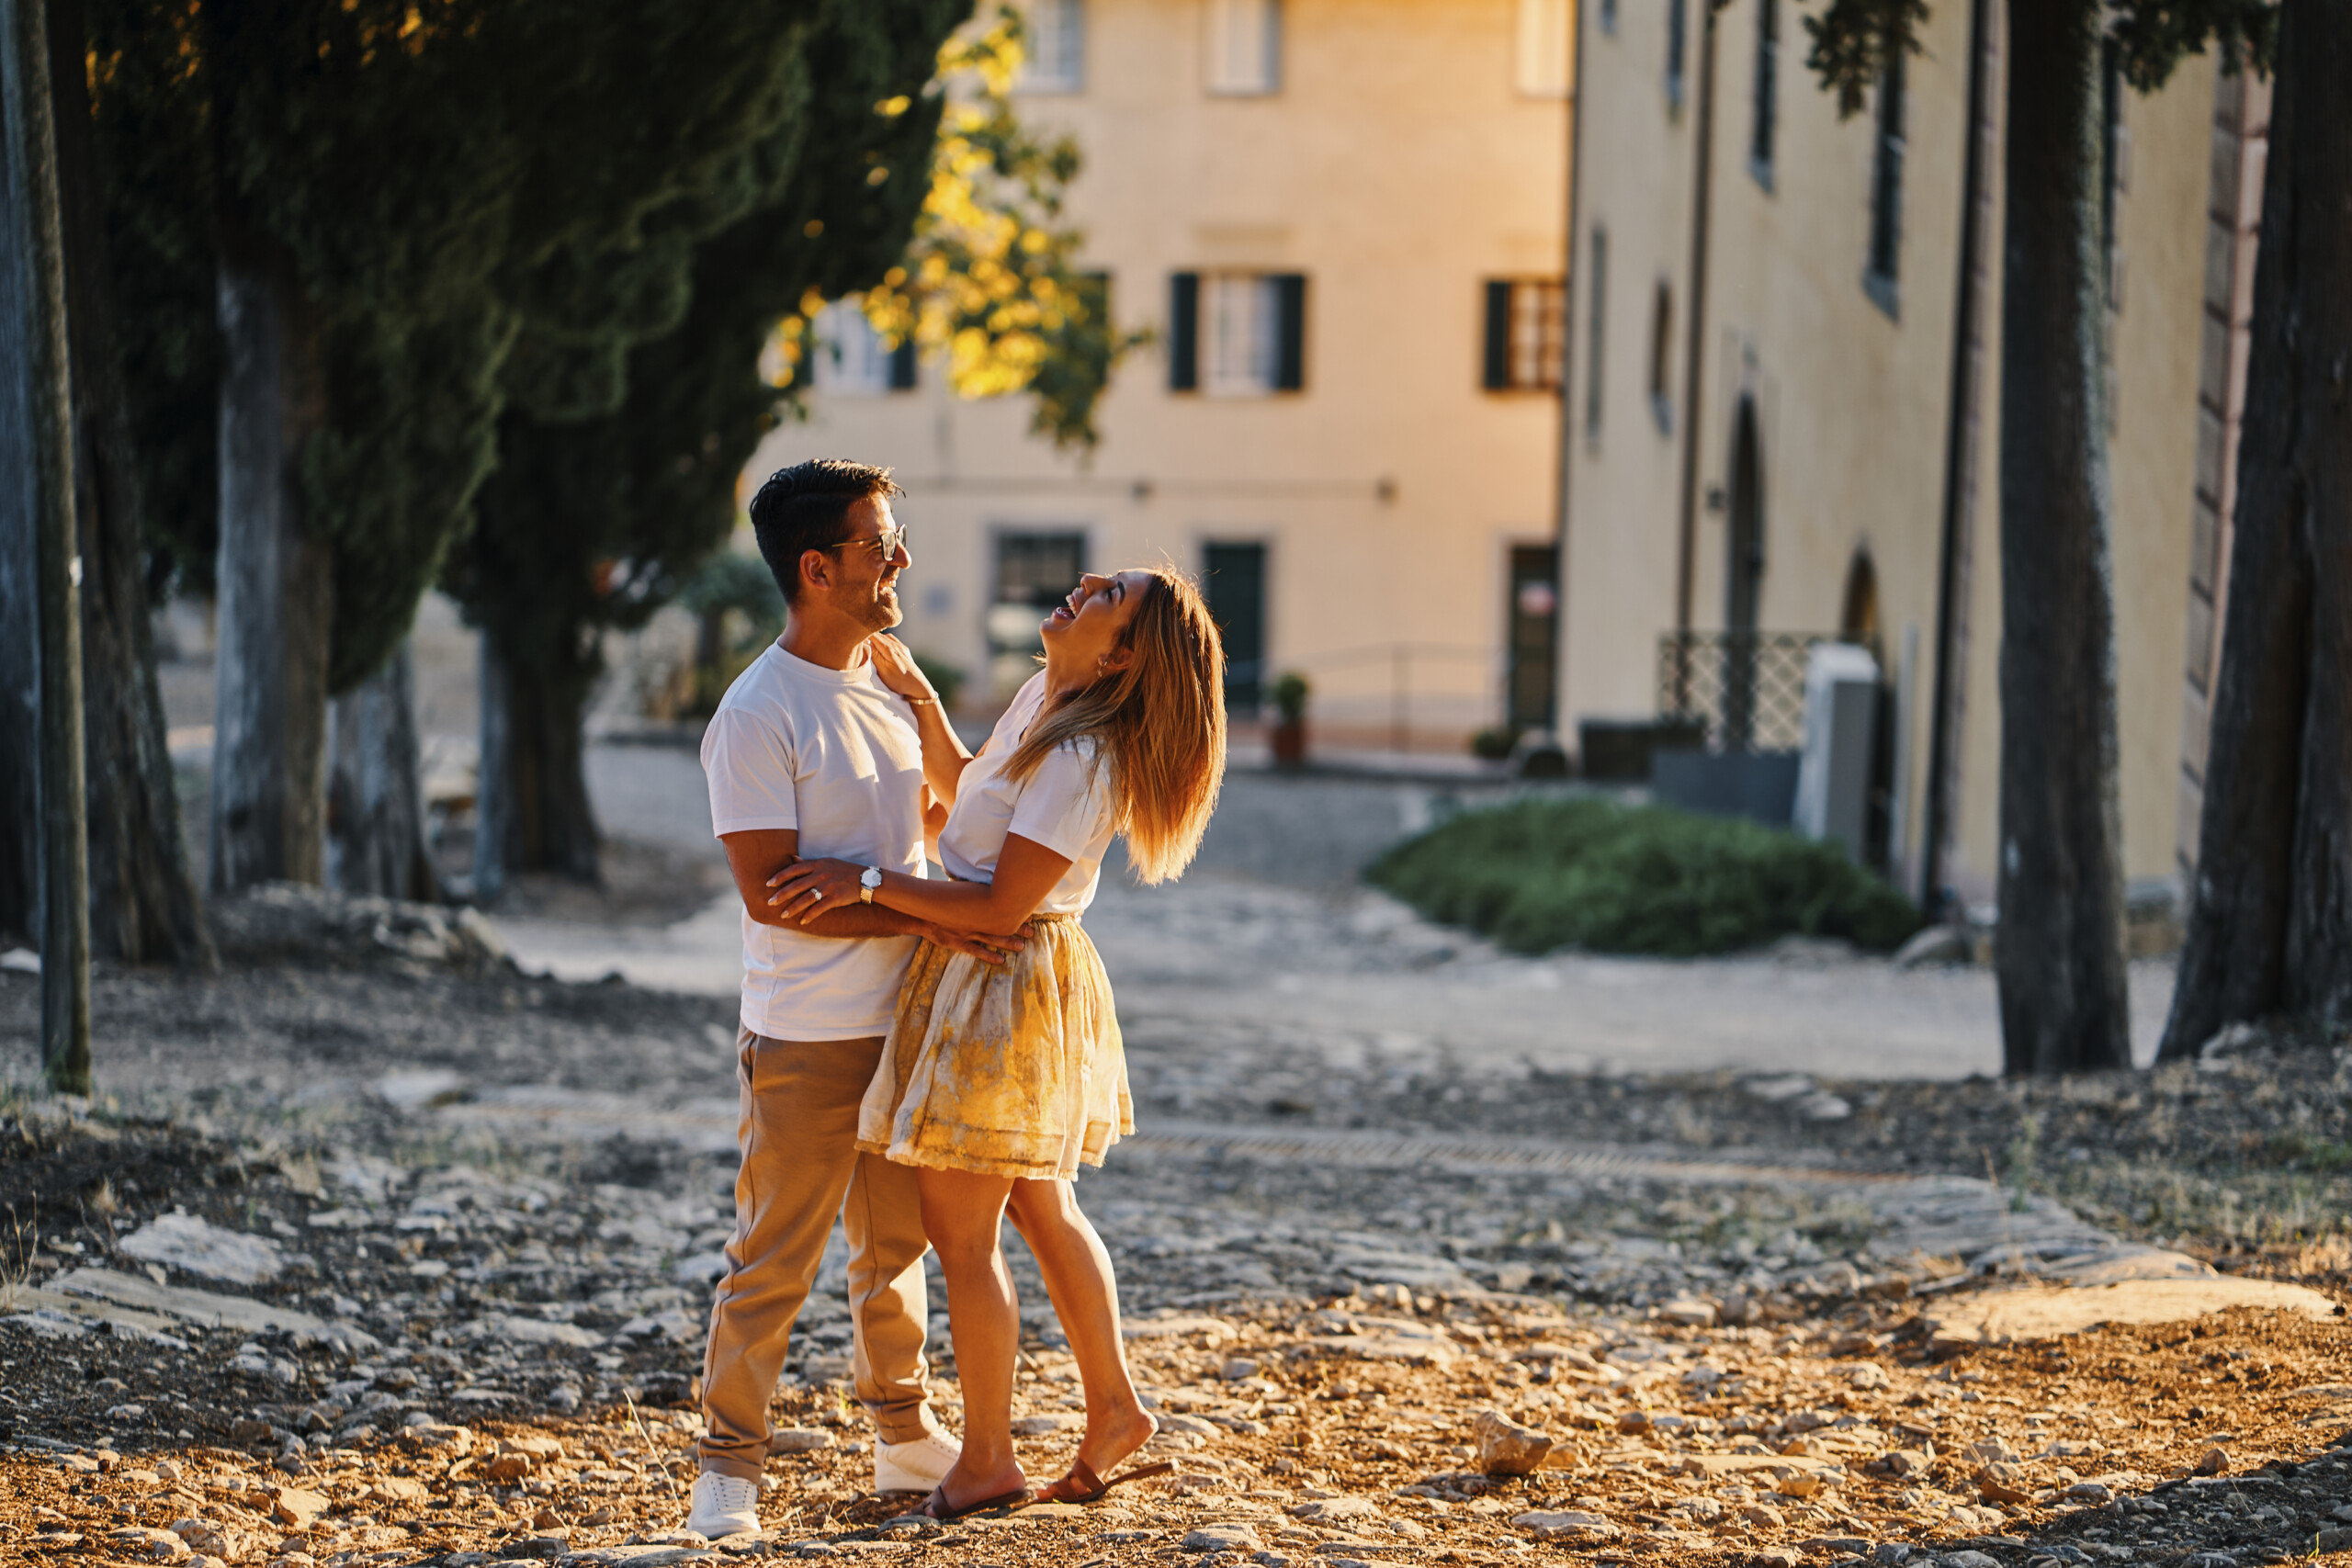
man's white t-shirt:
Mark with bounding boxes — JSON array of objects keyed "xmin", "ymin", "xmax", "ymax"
[
  {"xmin": 701, "ymin": 640, "xmax": 928, "ymax": 1041},
  {"xmin": 938, "ymin": 671, "xmax": 1119, "ymax": 916}
]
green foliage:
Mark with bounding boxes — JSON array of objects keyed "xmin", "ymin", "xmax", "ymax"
[
  {"xmin": 1272, "ymin": 671, "xmax": 1311, "ymax": 725},
  {"xmin": 1469, "ymin": 726, "xmax": 1524, "ymax": 761},
  {"xmin": 443, "ymin": 0, "xmax": 966, "ymax": 748},
  {"xmin": 912, "ymin": 651, "xmax": 967, "ymax": 710},
  {"xmin": 679, "ymin": 552, "xmax": 787, "ymax": 631},
  {"xmin": 86, "ymin": 0, "xmax": 854, "ymax": 692},
  {"xmin": 1801, "ymin": 0, "xmax": 1930, "ymax": 118},
  {"xmin": 829, "ymin": 8, "xmax": 1146, "ymax": 451},
  {"xmin": 1366, "ymin": 797, "xmax": 1924, "ymax": 958},
  {"xmin": 1802, "ymin": 0, "xmax": 2273, "ymax": 118}
]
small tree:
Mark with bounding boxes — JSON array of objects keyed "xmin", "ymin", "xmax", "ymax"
[
  {"xmin": 1804, "ymin": 0, "xmax": 2268, "ymax": 1074},
  {"xmin": 2158, "ymin": 0, "xmax": 2352, "ymax": 1060}
]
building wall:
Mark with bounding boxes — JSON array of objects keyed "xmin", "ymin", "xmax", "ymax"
[
  {"xmin": 1555, "ymin": 0, "xmax": 1696, "ymax": 727},
  {"xmin": 746, "ymin": 0, "xmax": 1573, "ymax": 748},
  {"xmin": 1561, "ymin": 0, "xmax": 2222, "ymax": 901}
]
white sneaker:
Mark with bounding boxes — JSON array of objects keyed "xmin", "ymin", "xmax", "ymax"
[
  {"xmin": 874, "ymin": 1429, "xmax": 962, "ymax": 1494},
  {"xmin": 686, "ymin": 1470, "xmax": 762, "ymax": 1539}
]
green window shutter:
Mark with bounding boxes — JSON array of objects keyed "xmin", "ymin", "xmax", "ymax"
[
  {"xmin": 1169, "ymin": 272, "xmax": 1199, "ymax": 391},
  {"xmin": 1272, "ymin": 273, "xmax": 1306, "ymax": 391},
  {"xmin": 1483, "ymin": 280, "xmax": 1513, "ymax": 389}
]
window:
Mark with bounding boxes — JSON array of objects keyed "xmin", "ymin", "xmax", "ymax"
[
  {"xmin": 1205, "ymin": 0, "xmax": 1281, "ymax": 96},
  {"xmin": 810, "ymin": 299, "xmax": 915, "ymax": 395},
  {"xmin": 1647, "ymin": 280, "xmax": 1674, "ymax": 432},
  {"xmin": 1600, "ymin": 0, "xmax": 1616, "ymax": 37},
  {"xmin": 1863, "ymin": 38, "xmax": 1905, "ymax": 316},
  {"xmin": 1168, "ymin": 271, "xmax": 1306, "ymax": 395},
  {"xmin": 1749, "ymin": 0, "xmax": 1778, "ymax": 185},
  {"xmin": 1203, "ymin": 542, "xmax": 1268, "ymax": 709},
  {"xmin": 1666, "ymin": 0, "xmax": 1687, "ymax": 110},
  {"xmin": 1515, "ymin": 0, "xmax": 1573, "ymax": 97},
  {"xmin": 1583, "ymin": 228, "xmax": 1607, "ymax": 440},
  {"xmin": 1482, "ymin": 278, "xmax": 1566, "ymax": 391},
  {"xmin": 1018, "ymin": 0, "xmax": 1085, "ymax": 93},
  {"xmin": 988, "ymin": 532, "xmax": 1088, "ymax": 698}
]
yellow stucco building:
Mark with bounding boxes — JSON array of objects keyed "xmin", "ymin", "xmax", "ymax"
[
  {"xmin": 747, "ymin": 0, "xmax": 1575, "ymax": 750},
  {"xmin": 1557, "ymin": 0, "xmax": 2261, "ymax": 910}
]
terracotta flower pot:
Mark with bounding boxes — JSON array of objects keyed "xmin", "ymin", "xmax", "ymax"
[{"xmin": 1272, "ymin": 719, "xmax": 1307, "ymax": 769}]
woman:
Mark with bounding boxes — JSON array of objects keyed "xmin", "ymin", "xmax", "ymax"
[{"xmin": 765, "ymin": 566, "xmax": 1227, "ymax": 1520}]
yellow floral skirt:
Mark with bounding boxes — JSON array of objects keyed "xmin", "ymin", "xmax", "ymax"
[{"xmin": 856, "ymin": 914, "xmax": 1133, "ymax": 1181}]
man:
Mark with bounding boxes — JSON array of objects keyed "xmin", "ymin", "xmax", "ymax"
[{"xmin": 687, "ymin": 458, "xmax": 1011, "ymax": 1538}]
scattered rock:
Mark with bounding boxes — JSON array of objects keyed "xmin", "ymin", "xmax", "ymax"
[
  {"xmin": 1657, "ymin": 1296, "xmax": 1718, "ymax": 1328},
  {"xmin": 1471, "ymin": 1408, "xmax": 1555, "ymax": 1475},
  {"xmin": 118, "ymin": 1213, "xmax": 284, "ymax": 1286},
  {"xmin": 1289, "ymin": 1496, "xmax": 1384, "ymax": 1526},
  {"xmin": 1182, "ymin": 1524, "xmax": 1263, "ymax": 1552},
  {"xmin": 270, "ymin": 1486, "xmax": 331, "ymax": 1528},
  {"xmin": 768, "ymin": 1427, "xmax": 834, "ymax": 1453},
  {"xmin": 2197, "ymin": 1445, "xmax": 2230, "ymax": 1477},
  {"xmin": 1510, "ymin": 1508, "xmax": 1616, "ymax": 1538}
]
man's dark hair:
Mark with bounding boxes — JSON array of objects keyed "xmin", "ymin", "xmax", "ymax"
[{"xmin": 748, "ymin": 459, "xmax": 903, "ymax": 605}]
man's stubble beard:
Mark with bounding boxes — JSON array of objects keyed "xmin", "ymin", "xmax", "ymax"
[{"xmin": 843, "ymin": 577, "xmax": 904, "ymax": 637}]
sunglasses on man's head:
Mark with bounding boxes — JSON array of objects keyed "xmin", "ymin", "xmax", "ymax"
[{"xmin": 819, "ymin": 523, "xmax": 909, "ymax": 559}]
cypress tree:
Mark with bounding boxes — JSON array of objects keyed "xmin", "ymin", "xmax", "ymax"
[
  {"xmin": 454, "ymin": 4, "xmax": 1143, "ymax": 889},
  {"xmin": 452, "ymin": 0, "xmax": 967, "ymax": 890},
  {"xmin": 77, "ymin": 0, "xmax": 854, "ymax": 896}
]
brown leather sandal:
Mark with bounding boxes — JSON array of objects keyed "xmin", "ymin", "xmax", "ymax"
[
  {"xmin": 1031, "ymin": 1457, "xmax": 1175, "ymax": 1506},
  {"xmin": 907, "ymin": 1483, "xmax": 1031, "ymax": 1521}
]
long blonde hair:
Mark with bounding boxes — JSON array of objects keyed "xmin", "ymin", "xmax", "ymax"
[{"xmin": 1002, "ymin": 567, "xmax": 1227, "ymax": 884}]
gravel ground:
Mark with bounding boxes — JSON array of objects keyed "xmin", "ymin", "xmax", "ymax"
[{"xmin": 5, "ymin": 899, "xmax": 2351, "ymax": 1568}]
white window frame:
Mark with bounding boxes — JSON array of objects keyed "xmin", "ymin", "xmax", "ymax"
[
  {"xmin": 1017, "ymin": 0, "xmax": 1085, "ymax": 93},
  {"xmin": 810, "ymin": 299, "xmax": 893, "ymax": 396},
  {"xmin": 1204, "ymin": 0, "xmax": 1281, "ymax": 96},
  {"xmin": 1203, "ymin": 273, "xmax": 1281, "ymax": 396}
]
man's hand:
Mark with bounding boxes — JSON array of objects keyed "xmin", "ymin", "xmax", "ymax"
[{"xmin": 922, "ymin": 923, "xmax": 1027, "ymax": 966}]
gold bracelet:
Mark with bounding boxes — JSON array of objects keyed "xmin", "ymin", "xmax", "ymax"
[{"xmin": 903, "ymin": 694, "xmax": 939, "ymax": 707}]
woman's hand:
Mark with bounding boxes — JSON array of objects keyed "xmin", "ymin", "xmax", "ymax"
[
  {"xmin": 767, "ymin": 857, "xmax": 866, "ymax": 924},
  {"xmin": 923, "ymin": 924, "xmax": 1028, "ymax": 965},
  {"xmin": 866, "ymin": 634, "xmax": 939, "ymax": 705}
]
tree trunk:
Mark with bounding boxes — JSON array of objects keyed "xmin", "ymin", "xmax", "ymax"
[
  {"xmin": 208, "ymin": 219, "xmax": 333, "ymax": 895},
  {"xmin": 327, "ymin": 640, "xmax": 442, "ymax": 902},
  {"xmin": 2157, "ymin": 0, "xmax": 2352, "ymax": 1059},
  {"xmin": 473, "ymin": 635, "xmax": 601, "ymax": 902},
  {"xmin": 1990, "ymin": 0, "xmax": 2131, "ymax": 1075},
  {"xmin": 1, "ymin": 0, "xmax": 91, "ymax": 1089},
  {"xmin": 49, "ymin": 0, "xmax": 209, "ymax": 964},
  {"xmin": 0, "ymin": 183, "xmax": 33, "ymax": 947}
]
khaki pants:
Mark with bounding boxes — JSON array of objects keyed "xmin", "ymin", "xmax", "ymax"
[{"xmin": 698, "ymin": 1030, "xmax": 933, "ymax": 1479}]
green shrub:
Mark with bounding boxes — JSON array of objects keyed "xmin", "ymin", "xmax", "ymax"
[
  {"xmin": 1468, "ymin": 725, "xmax": 1522, "ymax": 761},
  {"xmin": 1366, "ymin": 796, "xmax": 1923, "ymax": 957},
  {"xmin": 1272, "ymin": 671, "xmax": 1311, "ymax": 725}
]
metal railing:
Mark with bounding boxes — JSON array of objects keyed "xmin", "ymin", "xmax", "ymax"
[
  {"xmin": 1229, "ymin": 642, "xmax": 1498, "ymax": 752},
  {"xmin": 1657, "ymin": 630, "xmax": 1877, "ymax": 753}
]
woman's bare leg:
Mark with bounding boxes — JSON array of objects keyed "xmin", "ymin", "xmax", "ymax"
[
  {"xmin": 915, "ymin": 1168, "xmax": 1026, "ymax": 1506},
  {"xmin": 1006, "ymin": 1179, "xmax": 1157, "ymax": 1479}
]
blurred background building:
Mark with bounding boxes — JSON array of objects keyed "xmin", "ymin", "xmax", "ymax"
[
  {"xmin": 751, "ymin": 0, "xmax": 1576, "ymax": 755},
  {"xmin": 1557, "ymin": 0, "xmax": 2267, "ymax": 911}
]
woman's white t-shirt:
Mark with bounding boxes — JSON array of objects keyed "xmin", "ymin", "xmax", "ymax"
[
  {"xmin": 939, "ymin": 671, "xmax": 1118, "ymax": 915},
  {"xmin": 701, "ymin": 641, "xmax": 928, "ymax": 1041}
]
